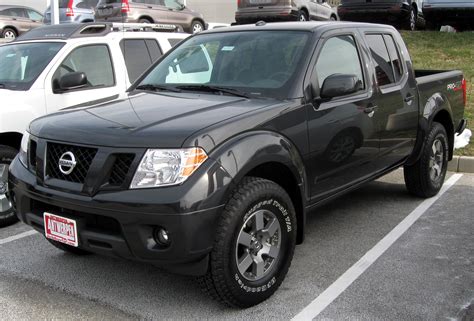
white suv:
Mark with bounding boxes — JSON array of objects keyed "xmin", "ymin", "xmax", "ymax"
[{"xmin": 0, "ymin": 22, "xmax": 188, "ymax": 227}]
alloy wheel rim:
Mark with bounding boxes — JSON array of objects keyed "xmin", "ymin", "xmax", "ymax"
[
  {"xmin": 0, "ymin": 164, "xmax": 12, "ymax": 214},
  {"xmin": 193, "ymin": 24, "xmax": 203, "ymax": 33},
  {"xmin": 4, "ymin": 31, "xmax": 15, "ymax": 39},
  {"xmin": 429, "ymin": 139, "xmax": 444, "ymax": 181},
  {"xmin": 235, "ymin": 209, "xmax": 281, "ymax": 281},
  {"xmin": 410, "ymin": 11, "xmax": 416, "ymax": 30},
  {"xmin": 299, "ymin": 15, "xmax": 306, "ymax": 22}
]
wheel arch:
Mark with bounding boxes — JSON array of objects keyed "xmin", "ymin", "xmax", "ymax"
[
  {"xmin": 209, "ymin": 131, "xmax": 308, "ymax": 244},
  {"xmin": 0, "ymin": 132, "xmax": 22, "ymax": 151},
  {"xmin": 2, "ymin": 25, "xmax": 18, "ymax": 36},
  {"xmin": 138, "ymin": 15, "xmax": 154, "ymax": 23}
]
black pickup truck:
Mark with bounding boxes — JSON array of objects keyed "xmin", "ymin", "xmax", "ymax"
[{"xmin": 8, "ymin": 21, "xmax": 467, "ymax": 307}]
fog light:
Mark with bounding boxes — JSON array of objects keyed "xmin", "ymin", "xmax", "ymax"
[{"xmin": 153, "ymin": 227, "xmax": 170, "ymax": 246}]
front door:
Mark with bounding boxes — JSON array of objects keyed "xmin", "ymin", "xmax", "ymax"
[
  {"xmin": 307, "ymin": 32, "xmax": 380, "ymax": 200},
  {"xmin": 45, "ymin": 44, "xmax": 120, "ymax": 113}
]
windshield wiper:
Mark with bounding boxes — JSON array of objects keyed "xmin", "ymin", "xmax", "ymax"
[
  {"xmin": 176, "ymin": 85, "xmax": 251, "ymax": 98},
  {"xmin": 135, "ymin": 84, "xmax": 182, "ymax": 93}
]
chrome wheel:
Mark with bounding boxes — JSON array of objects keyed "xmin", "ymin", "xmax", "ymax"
[
  {"xmin": 235, "ymin": 209, "xmax": 281, "ymax": 281},
  {"xmin": 429, "ymin": 139, "xmax": 444, "ymax": 182},
  {"xmin": 192, "ymin": 23, "xmax": 203, "ymax": 34},
  {"xmin": 0, "ymin": 164, "xmax": 12, "ymax": 214},
  {"xmin": 3, "ymin": 30, "xmax": 16, "ymax": 39}
]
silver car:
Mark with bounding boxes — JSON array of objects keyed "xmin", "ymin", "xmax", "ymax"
[
  {"xmin": 43, "ymin": 0, "xmax": 99, "ymax": 24},
  {"xmin": 235, "ymin": 0, "xmax": 337, "ymax": 24}
]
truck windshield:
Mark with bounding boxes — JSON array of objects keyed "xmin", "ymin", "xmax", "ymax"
[
  {"xmin": 137, "ymin": 31, "xmax": 310, "ymax": 99},
  {"xmin": 0, "ymin": 42, "xmax": 64, "ymax": 91}
]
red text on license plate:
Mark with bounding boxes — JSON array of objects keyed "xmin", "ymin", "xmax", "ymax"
[{"xmin": 44, "ymin": 213, "xmax": 78, "ymax": 247}]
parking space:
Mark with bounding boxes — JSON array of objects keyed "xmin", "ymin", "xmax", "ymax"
[{"xmin": 1, "ymin": 169, "xmax": 472, "ymax": 320}]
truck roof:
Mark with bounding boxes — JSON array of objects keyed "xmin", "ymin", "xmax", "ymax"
[{"xmin": 203, "ymin": 21, "xmax": 397, "ymax": 34}]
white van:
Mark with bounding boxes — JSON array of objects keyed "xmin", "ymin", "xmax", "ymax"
[{"xmin": 0, "ymin": 22, "xmax": 188, "ymax": 226}]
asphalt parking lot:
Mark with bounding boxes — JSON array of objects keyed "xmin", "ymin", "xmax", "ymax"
[{"xmin": 1, "ymin": 169, "xmax": 473, "ymax": 320}]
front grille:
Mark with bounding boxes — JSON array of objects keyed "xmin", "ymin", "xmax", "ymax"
[
  {"xmin": 47, "ymin": 143, "xmax": 97, "ymax": 184},
  {"xmin": 109, "ymin": 154, "xmax": 135, "ymax": 186}
]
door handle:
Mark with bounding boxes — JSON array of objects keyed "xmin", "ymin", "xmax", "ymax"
[
  {"xmin": 363, "ymin": 106, "xmax": 377, "ymax": 114},
  {"xmin": 404, "ymin": 94, "xmax": 414, "ymax": 103},
  {"xmin": 148, "ymin": 6, "xmax": 153, "ymax": 8}
]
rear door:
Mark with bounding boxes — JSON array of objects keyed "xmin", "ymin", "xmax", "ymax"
[
  {"xmin": 363, "ymin": 31, "xmax": 418, "ymax": 169},
  {"xmin": 307, "ymin": 30, "xmax": 380, "ymax": 200},
  {"xmin": 3, "ymin": 8, "xmax": 30, "ymax": 34}
]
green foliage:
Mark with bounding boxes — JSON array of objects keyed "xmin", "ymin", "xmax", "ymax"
[{"xmin": 401, "ymin": 31, "xmax": 474, "ymax": 156}]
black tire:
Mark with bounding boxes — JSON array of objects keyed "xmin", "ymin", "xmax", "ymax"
[
  {"xmin": 1, "ymin": 27, "xmax": 17, "ymax": 39},
  {"xmin": 0, "ymin": 145, "xmax": 19, "ymax": 228},
  {"xmin": 404, "ymin": 122, "xmax": 449, "ymax": 198},
  {"xmin": 297, "ymin": 10, "xmax": 308, "ymax": 22},
  {"xmin": 198, "ymin": 177, "xmax": 297, "ymax": 308},
  {"xmin": 139, "ymin": 18, "xmax": 152, "ymax": 24},
  {"xmin": 402, "ymin": 6, "xmax": 417, "ymax": 31},
  {"xmin": 46, "ymin": 238, "xmax": 91, "ymax": 255},
  {"xmin": 191, "ymin": 20, "xmax": 204, "ymax": 34}
]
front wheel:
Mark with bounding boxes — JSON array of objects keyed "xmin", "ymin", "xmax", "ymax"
[
  {"xmin": 0, "ymin": 146, "xmax": 19, "ymax": 228},
  {"xmin": 404, "ymin": 122, "xmax": 449, "ymax": 198},
  {"xmin": 402, "ymin": 7, "xmax": 417, "ymax": 31},
  {"xmin": 191, "ymin": 21, "xmax": 204, "ymax": 34},
  {"xmin": 1, "ymin": 28, "xmax": 17, "ymax": 39},
  {"xmin": 198, "ymin": 177, "xmax": 297, "ymax": 307}
]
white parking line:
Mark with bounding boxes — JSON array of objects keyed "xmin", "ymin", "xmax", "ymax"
[
  {"xmin": 0, "ymin": 230, "xmax": 37, "ymax": 246},
  {"xmin": 292, "ymin": 173, "xmax": 463, "ymax": 321}
]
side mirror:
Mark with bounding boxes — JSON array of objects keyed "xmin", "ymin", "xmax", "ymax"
[
  {"xmin": 320, "ymin": 74, "xmax": 361, "ymax": 100},
  {"xmin": 58, "ymin": 72, "xmax": 88, "ymax": 92}
]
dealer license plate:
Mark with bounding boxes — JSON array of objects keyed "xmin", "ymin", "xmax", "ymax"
[{"xmin": 44, "ymin": 213, "xmax": 78, "ymax": 247}]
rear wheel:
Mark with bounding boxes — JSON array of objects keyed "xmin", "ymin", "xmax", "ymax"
[
  {"xmin": 139, "ymin": 18, "xmax": 152, "ymax": 24},
  {"xmin": 404, "ymin": 122, "xmax": 449, "ymax": 198},
  {"xmin": 0, "ymin": 146, "xmax": 19, "ymax": 228},
  {"xmin": 46, "ymin": 238, "xmax": 91, "ymax": 255},
  {"xmin": 1, "ymin": 28, "xmax": 17, "ymax": 39},
  {"xmin": 297, "ymin": 10, "xmax": 308, "ymax": 22},
  {"xmin": 198, "ymin": 177, "xmax": 297, "ymax": 307}
]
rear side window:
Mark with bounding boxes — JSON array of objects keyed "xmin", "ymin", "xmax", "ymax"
[
  {"xmin": 366, "ymin": 34, "xmax": 396, "ymax": 86},
  {"xmin": 383, "ymin": 34, "xmax": 404, "ymax": 82},
  {"xmin": 314, "ymin": 35, "xmax": 364, "ymax": 91},
  {"xmin": 2, "ymin": 8, "xmax": 27, "ymax": 17},
  {"xmin": 53, "ymin": 44, "xmax": 115, "ymax": 90},
  {"xmin": 120, "ymin": 39, "xmax": 163, "ymax": 82}
]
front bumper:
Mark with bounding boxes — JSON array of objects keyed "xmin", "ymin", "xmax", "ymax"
[
  {"xmin": 338, "ymin": 3, "xmax": 411, "ymax": 23},
  {"xmin": 8, "ymin": 156, "xmax": 233, "ymax": 276}
]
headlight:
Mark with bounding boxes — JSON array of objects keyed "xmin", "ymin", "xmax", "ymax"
[
  {"xmin": 19, "ymin": 131, "xmax": 30, "ymax": 168},
  {"xmin": 130, "ymin": 147, "xmax": 208, "ymax": 189}
]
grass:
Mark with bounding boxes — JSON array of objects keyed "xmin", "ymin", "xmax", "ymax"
[{"xmin": 401, "ymin": 31, "xmax": 474, "ymax": 156}]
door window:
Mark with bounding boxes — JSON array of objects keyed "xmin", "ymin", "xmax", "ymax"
[
  {"xmin": 53, "ymin": 45, "xmax": 115, "ymax": 91},
  {"xmin": 383, "ymin": 34, "xmax": 404, "ymax": 82},
  {"xmin": 366, "ymin": 34, "xmax": 396, "ymax": 86},
  {"xmin": 27, "ymin": 9, "xmax": 43, "ymax": 20},
  {"xmin": 314, "ymin": 35, "xmax": 364, "ymax": 93},
  {"xmin": 2, "ymin": 8, "xmax": 27, "ymax": 18},
  {"xmin": 120, "ymin": 39, "xmax": 162, "ymax": 82},
  {"xmin": 164, "ymin": 0, "xmax": 183, "ymax": 10}
]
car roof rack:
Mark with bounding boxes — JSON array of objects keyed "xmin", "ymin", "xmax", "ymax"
[{"xmin": 15, "ymin": 22, "xmax": 183, "ymax": 41}]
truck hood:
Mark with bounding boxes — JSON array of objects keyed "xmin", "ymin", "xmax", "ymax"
[{"xmin": 30, "ymin": 92, "xmax": 278, "ymax": 148}]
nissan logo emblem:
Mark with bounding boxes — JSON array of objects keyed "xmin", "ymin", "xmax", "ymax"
[{"xmin": 58, "ymin": 152, "xmax": 77, "ymax": 175}]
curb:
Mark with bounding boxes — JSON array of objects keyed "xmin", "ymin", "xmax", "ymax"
[{"xmin": 449, "ymin": 156, "xmax": 474, "ymax": 173}]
